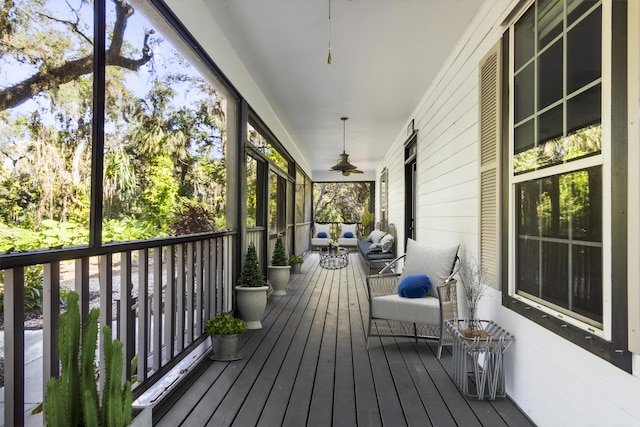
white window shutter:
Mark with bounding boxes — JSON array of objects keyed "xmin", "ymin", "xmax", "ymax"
[{"xmin": 478, "ymin": 40, "xmax": 502, "ymax": 289}]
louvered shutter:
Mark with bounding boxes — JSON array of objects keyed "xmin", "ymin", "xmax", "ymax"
[{"xmin": 478, "ymin": 40, "xmax": 502, "ymax": 289}]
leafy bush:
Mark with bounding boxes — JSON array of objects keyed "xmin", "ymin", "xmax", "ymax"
[
  {"xmin": 170, "ymin": 200, "xmax": 216, "ymax": 235},
  {"xmin": 0, "ymin": 220, "xmax": 88, "ymax": 253},
  {"xmin": 205, "ymin": 312, "xmax": 247, "ymax": 336},
  {"xmin": 289, "ymin": 255, "xmax": 304, "ymax": 264},
  {"xmin": 102, "ymin": 218, "xmax": 160, "ymax": 243}
]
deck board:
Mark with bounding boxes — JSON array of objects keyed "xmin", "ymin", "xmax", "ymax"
[{"xmin": 155, "ymin": 251, "xmax": 535, "ymax": 427}]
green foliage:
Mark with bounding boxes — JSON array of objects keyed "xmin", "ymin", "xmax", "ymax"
[
  {"xmin": 45, "ymin": 292, "xmax": 133, "ymax": 427},
  {"xmin": 142, "ymin": 155, "xmax": 179, "ymax": 230},
  {"xmin": 0, "ymin": 220, "xmax": 88, "ymax": 253},
  {"xmin": 205, "ymin": 312, "xmax": 247, "ymax": 336},
  {"xmin": 24, "ymin": 265, "xmax": 44, "ymax": 314},
  {"xmin": 289, "ymin": 255, "xmax": 304, "ymax": 264},
  {"xmin": 170, "ymin": 199, "xmax": 216, "ymax": 235},
  {"xmin": 102, "ymin": 218, "xmax": 160, "ymax": 243},
  {"xmin": 271, "ymin": 236, "xmax": 288, "ymax": 266},
  {"xmin": 361, "ymin": 211, "xmax": 375, "ymax": 235},
  {"xmin": 237, "ymin": 242, "xmax": 266, "ymax": 288},
  {"xmin": 313, "ymin": 182, "xmax": 372, "ymax": 224}
]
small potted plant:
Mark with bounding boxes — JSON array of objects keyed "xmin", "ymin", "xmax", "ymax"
[
  {"xmin": 289, "ymin": 254, "xmax": 304, "ymax": 274},
  {"xmin": 205, "ymin": 311, "xmax": 247, "ymax": 361},
  {"xmin": 235, "ymin": 242, "xmax": 268, "ymax": 329},
  {"xmin": 268, "ymin": 236, "xmax": 291, "ymax": 296}
]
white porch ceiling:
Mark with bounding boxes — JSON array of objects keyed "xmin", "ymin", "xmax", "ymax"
[{"xmin": 204, "ymin": 0, "xmax": 484, "ymax": 181}]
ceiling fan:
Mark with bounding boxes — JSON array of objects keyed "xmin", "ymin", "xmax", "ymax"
[{"xmin": 330, "ymin": 117, "xmax": 364, "ymax": 176}]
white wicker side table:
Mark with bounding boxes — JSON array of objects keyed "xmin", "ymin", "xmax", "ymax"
[{"xmin": 444, "ymin": 319, "xmax": 515, "ymax": 400}]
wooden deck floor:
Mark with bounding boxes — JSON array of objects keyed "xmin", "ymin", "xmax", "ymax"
[{"xmin": 155, "ymin": 252, "xmax": 535, "ymax": 427}]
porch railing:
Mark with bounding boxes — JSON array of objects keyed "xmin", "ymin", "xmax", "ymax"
[{"xmin": 1, "ymin": 231, "xmax": 236, "ymax": 426}]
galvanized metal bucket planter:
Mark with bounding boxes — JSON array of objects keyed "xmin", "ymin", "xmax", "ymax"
[{"xmin": 210, "ymin": 334, "xmax": 242, "ymax": 361}]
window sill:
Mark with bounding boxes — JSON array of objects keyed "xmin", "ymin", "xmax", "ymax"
[{"xmin": 503, "ymin": 295, "xmax": 631, "ymax": 373}]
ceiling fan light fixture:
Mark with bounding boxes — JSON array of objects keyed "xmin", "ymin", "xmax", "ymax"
[
  {"xmin": 331, "ymin": 153, "xmax": 357, "ymax": 171},
  {"xmin": 329, "ymin": 117, "xmax": 363, "ymax": 174}
]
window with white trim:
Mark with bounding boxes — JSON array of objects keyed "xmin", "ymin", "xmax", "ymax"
[{"xmin": 509, "ymin": 0, "xmax": 605, "ymax": 329}]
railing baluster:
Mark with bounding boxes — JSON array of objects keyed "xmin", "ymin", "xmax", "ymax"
[
  {"xmin": 176, "ymin": 244, "xmax": 185, "ymax": 352},
  {"xmin": 153, "ymin": 247, "xmax": 163, "ymax": 372},
  {"xmin": 186, "ymin": 242, "xmax": 194, "ymax": 344},
  {"xmin": 203, "ymin": 240, "xmax": 211, "ymax": 325},
  {"xmin": 224, "ymin": 235, "xmax": 233, "ymax": 311},
  {"xmin": 217, "ymin": 238, "xmax": 224, "ymax": 312},
  {"xmin": 99, "ymin": 253, "xmax": 113, "ymax": 391},
  {"xmin": 43, "ymin": 262, "xmax": 60, "ymax": 398},
  {"xmin": 209, "ymin": 239, "xmax": 220, "ymax": 316},
  {"xmin": 75, "ymin": 257, "xmax": 90, "ymax": 327},
  {"xmin": 195, "ymin": 241, "xmax": 203, "ymax": 338},
  {"xmin": 5, "ymin": 267, "xmax": 25, "ymax": 427},
  {"xmin": 165, "ymin": 245, "xmax": 176, "ymax": 362},
  {"xmin": 120, "ymin": 251, "xmax": 134, "ymax": 383},
  {"xmin": 137, "ymin": 249, "xmax": 149, "ymax": 382}
]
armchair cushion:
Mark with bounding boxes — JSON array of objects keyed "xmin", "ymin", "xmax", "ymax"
[
  {"xmin": 397, "ymin": 274, "xmax": 432, "ymax": 298},
  {"xmin": 371, "ymin": 294, "xmax": 441, "ymax": 325},
  {"xmin": 340, "ymin": 223, "xmax": 358, "ymax": 237},
  {"xmin": 317, "ymin": 231, "xmax": 328, "ymax": 238},
  {"xmin": 314, "ymin": 223, "xmax": 332, "ymax": 238},
  {"xmin": 399, "ymin": 239, "xmax": 459, "ymax": 297}
]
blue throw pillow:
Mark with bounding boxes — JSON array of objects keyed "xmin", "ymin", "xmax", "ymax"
[
  {"xmin": 368, "ymin": 242, "xmax": 382, "ymax": 252},
  {"xmin": 397, "ymin": 274, "xmax": 431, "ymax": 298},
  {"xmin": 317, "ymin": 231, "xmax": 328, "ymax": 238},
  {"xmin": 344, "ymin": 231, "xmax": 354, "ymax": 238}
]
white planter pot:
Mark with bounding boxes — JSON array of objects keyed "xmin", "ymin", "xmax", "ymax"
[
  {"xmin": 268, "ymin": 265, "xmax": 291, "ymax": 296},
  {"xmin": 235, "ymin": 285, "xmax": 268, "ymax": 329}
]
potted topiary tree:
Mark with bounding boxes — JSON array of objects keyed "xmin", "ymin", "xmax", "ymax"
[
  {"xmin": 205, "ymin": 311, "xmax": 247, "ymax": 361},
  {"xmin": 235, "ymin": 242, "xmax": 269, "ymax": 329},
  {"xmin": 289, "ymin": 254, "xmax": 304, "ymax": 274},
  {"xmin": 268, "ymin": 236, "xmax": 291, "ymax": 296}
]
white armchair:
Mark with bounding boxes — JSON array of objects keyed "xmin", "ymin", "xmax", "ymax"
[
  {"xmin": 366, "ymin": 239, "xmax": 460, "ymax": 358},
  {"xmin": 337, "ymin": 223, "xmax": 358, "ymax": 247},
  {"xmin": 311, "ymin": 223, "xmax": 332, "ymax": 249}
]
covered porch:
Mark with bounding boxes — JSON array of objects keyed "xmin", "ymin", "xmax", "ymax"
[{"xmin": 156, "ymin": 252, "xmax": 532, "ymax": 426}]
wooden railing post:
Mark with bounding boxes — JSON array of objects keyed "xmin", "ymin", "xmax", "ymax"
[
  {"xmin": 43, "ymin": 262, "xmax": 60, "ymax": 404},
  {"xmin": 4, "ymin": 267, "xmax": 25, "ymax": 427}
]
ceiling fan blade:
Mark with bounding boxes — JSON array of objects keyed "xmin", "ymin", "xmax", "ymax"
[{"xmin": 350, "ymin": 169, "xmax": 364, "ymax": 174}]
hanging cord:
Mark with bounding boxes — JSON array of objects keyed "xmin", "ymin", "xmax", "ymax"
[{"xmin": 327, "ymin": 0, "xmax": 332, "ymax": 64}]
